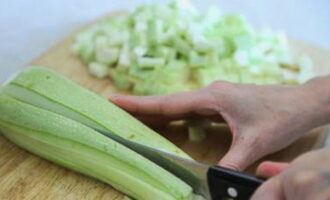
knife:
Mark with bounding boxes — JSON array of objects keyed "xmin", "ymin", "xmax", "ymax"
[{"xmin": 95, "ymin": 129, "xmax": 264, "ymax": 200}]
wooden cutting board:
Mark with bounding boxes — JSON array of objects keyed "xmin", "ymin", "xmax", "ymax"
[{"xmin": 1, "ymin": 13, "xmax": 330, "ymax": 200}]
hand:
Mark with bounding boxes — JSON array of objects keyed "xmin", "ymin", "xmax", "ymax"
[
  {"xmin": 110, "ymin": 80, "xmax": 328, "ymax": 171},
  {"xmin": 252, "ymin": 149, "xmax": 330, "ymax": 200}
]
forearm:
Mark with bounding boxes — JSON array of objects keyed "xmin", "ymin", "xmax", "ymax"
[{"xmin": 301, "ymin": 75, "xmax": 330, "ymax": 127}]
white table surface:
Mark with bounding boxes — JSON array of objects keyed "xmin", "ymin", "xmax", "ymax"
[{"xmin": 1, "ymin": 0, "xmax": 330, "ymax": 146}]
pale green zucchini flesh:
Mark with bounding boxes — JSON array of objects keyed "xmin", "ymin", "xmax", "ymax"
[
  {"xmin": 0, "ymin": 96, "xmax": 192, "ymax": 200},
  {"xmin": 0, "ymin": 67, "xmax": 203, "ymax": 200},
  {"xmin": 0, "ymin": 67, "xmax": 189, "ymax": 158}
]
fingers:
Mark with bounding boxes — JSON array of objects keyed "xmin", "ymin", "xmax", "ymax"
[
  {"xmin": 251, "ymin": 176, "xmax": 284, "ymax": 200},
  {"xmin": 257, "ymin": 161, "xmax": 290, "ymax": 178},
  {"xmin": 110, "ymin": 91, "xmax": 218, "ymax": 119},
  {"xmin": 285, "ymin": 170, "xmax": 327, "ymax": 200}
]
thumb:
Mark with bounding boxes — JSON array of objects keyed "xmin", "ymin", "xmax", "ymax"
[{"xmin": 218, "ymin": 140, "xmax": 257, "ymax": 171}]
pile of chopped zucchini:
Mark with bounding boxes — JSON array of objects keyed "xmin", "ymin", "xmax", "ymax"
[{"xmin": 73, "ymin": 0, "xmax": 313, "ymax": 95}]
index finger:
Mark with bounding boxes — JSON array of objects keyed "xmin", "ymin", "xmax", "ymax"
[
  {"xmin": 109, "ymin": 90, "xmax": 219, "ymax": 118},
  {"xmin": 257, "ymin": 161, "xmax": 290, "ymax": 178}
]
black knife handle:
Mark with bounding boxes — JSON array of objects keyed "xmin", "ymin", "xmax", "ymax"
[{"xmin": 207, "ymin": 165, "xmax": 264, "ymax": 200}]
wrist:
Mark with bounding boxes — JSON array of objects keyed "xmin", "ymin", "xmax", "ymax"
[{"xmin": 300, "ymin": 76, "xmax": 330, "ymax": 127}]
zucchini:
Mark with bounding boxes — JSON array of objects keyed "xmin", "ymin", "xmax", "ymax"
[
  {"xmin": 72, "ymin": 0, "xmax": 314, "ymax": 95},
  {"xmin": 1, "ymin": 67, "xmax": 189, "ymax": 158},
  {"xmin": 0, "ymin": 67, "xmax": 200, "ymax": 200}
]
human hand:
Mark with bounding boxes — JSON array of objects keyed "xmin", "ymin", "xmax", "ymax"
[
  {"xmin": 252, "ymin": 149, "xmax": 330, "ymax": 200},
  {"xmin": 110, "ymin": 80, "xmax": 327, "ymax": 171}
]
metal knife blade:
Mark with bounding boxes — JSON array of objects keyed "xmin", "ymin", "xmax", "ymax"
[
  {"xmin": 95, "ymin": 129, "xmax": 263, "ymax": 200},
  {"xmin": 95, "ymin": 128, "xmax": 212, "ymax": 199}
]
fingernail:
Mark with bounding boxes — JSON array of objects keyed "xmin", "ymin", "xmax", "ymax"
[
  {"xmin": 110, "ymin": 94, "xmax": 125, "ymax": 99},
  {"xmin": 109, "ymin": 94, "xmax": 124, "ymax": 102},
  {"xmin": 257, "ymin": 161, "xmax": 289, "ymax": 178}
]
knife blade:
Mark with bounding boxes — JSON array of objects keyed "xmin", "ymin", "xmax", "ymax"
[{"xmin": 95, "ymin": 129, "xmax": 263, "ymax": 200}]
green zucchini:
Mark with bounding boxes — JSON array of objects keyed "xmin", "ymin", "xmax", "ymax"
[
  {"xmin": 1, "ymin": 67, "xmax": 189, "ymax": 158},
  {"xmin": 0, "ymin": 67, "xmax": 201, "ymax": 200}
]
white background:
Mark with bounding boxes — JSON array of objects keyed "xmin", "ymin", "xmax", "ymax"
[{"xmin": 1, "ymin": 0, "xmax": 329, "ymax": 83}]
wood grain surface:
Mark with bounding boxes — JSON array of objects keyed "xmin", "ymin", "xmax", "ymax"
[{"xmin": 1, "ymin": 13, "xmax": 330, "ymax": 200}]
